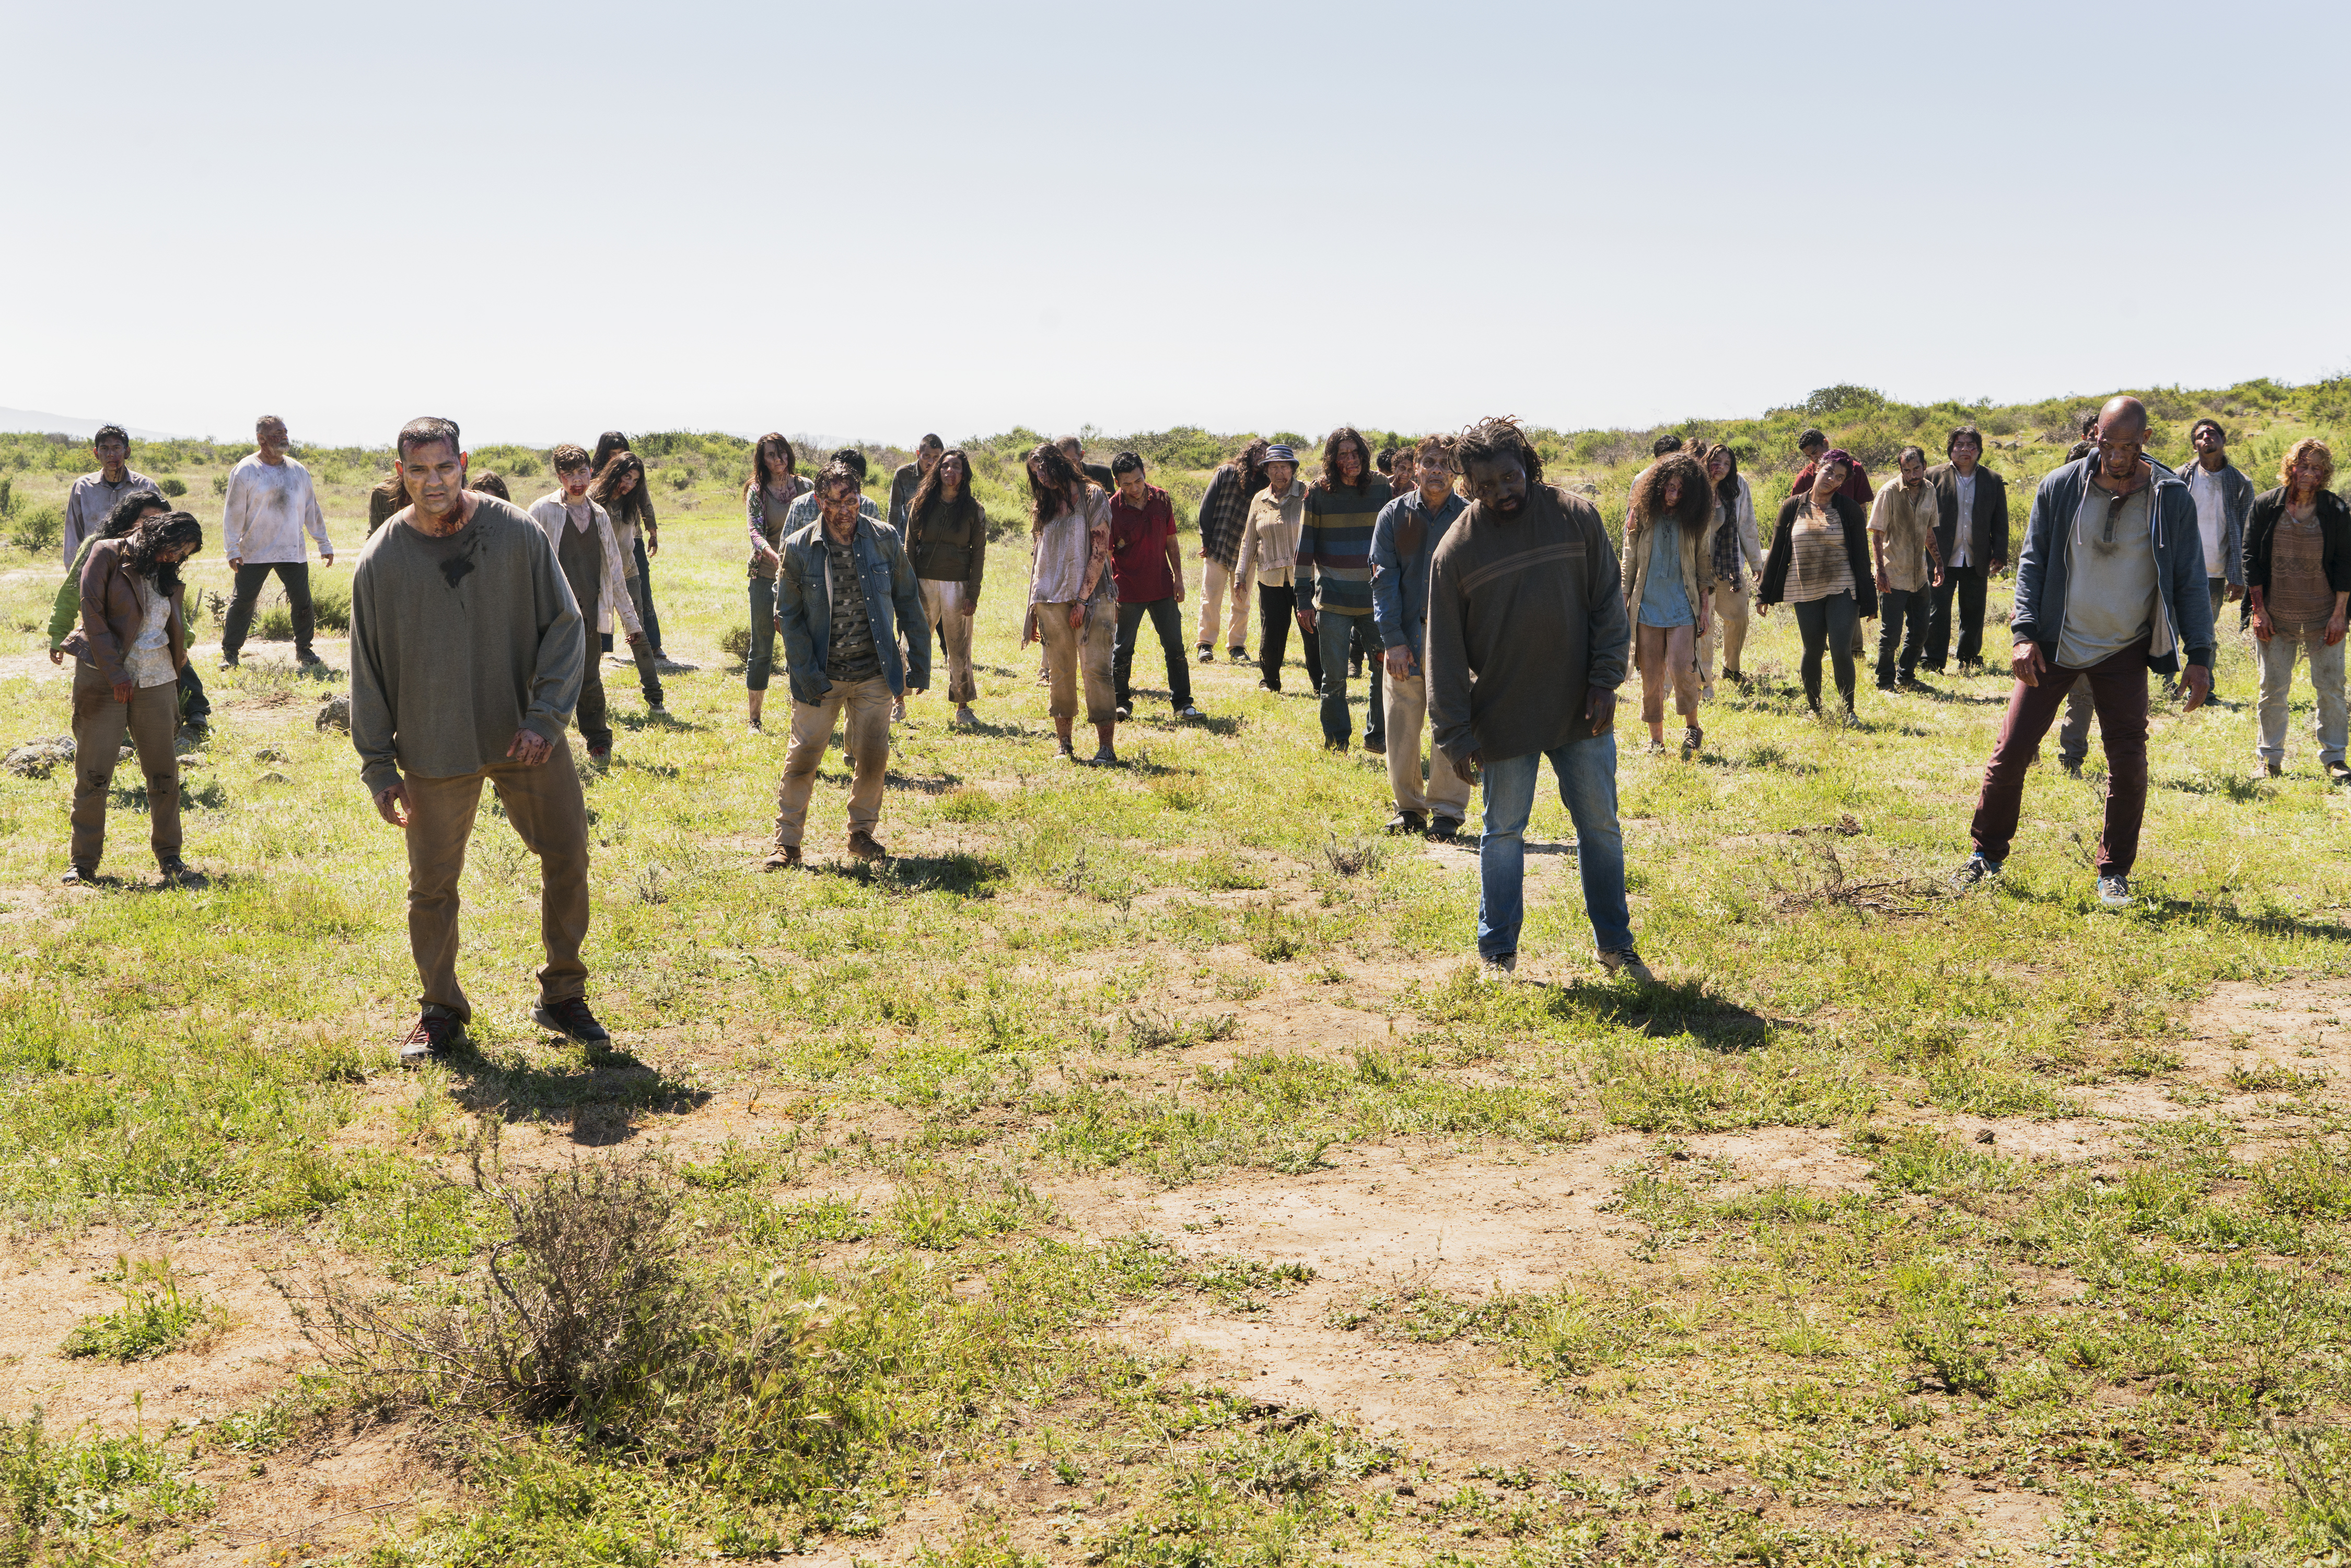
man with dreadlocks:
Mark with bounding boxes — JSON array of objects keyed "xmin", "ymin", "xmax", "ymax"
[{"xmin": 1426, "ymin": 417, "xmax": 1650, "ymax": 983}]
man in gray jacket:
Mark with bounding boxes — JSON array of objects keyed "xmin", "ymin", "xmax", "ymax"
[
  {"xmin": 1426, "ymin": 417, "xmax": 1647, "ymax": 981},
  {"xmin": 1369, "ymin": 434, "xmax": 1471, "ymax": 838},
  {"xmin": 1957, "ymin": 397, "xmax": 2214, "ymax": 907}
]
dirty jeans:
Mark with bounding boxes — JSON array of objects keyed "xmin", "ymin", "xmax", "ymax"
[
  {"xmin": 1970, "ymin": 637, "xmax": 2150, "ymax": 876},
  {"xmin": 1038, "ymin": 601, "xmax": 1116, "ymax": 724},
  {"xmin": 2255, "ymin": 628, "xmax": 2349, "ymax": 766},
  {"xmin": 1114, "ymin": 596, "xmax": 1193, "ymax": 712},
  {"xmin": 1701, "ymin": 577, "xmax": 1751, "ymax": 679},
  {"xmin": 1382, "ymin": 669, "xmax": 1472, "ymax": 821},
  {"xmin": 1636, "ymin": 622, "xmax": 1700, "ymax": 724},
  {"xmin": 1197, "ymin": 558, "xmax": 1251, "ymax": 652},
  {"xmin": 774, "ymin": 674, "xmax": 894, "ymax": 846},
  {"xmin": 70, "ymin": 660, "xmax": 180, "ymax": 872},
  {"xmin": 1316, "ymin": 610, "xmax": 1384, "ymax": 748},
  {"xmin": 401, "ymin": 737, "xmax": 591, "ymax": 1024},
  {"xmin": 1476, "ymin": 734, "xmax": 1633, "ymax": 960},
  {"xmin": 921, "ymin": 579, "xmax": 979, "ymax": 705},
  {"xmin": 1876, "ymin": 587, "xmax": 1931, "ymax": 686}
]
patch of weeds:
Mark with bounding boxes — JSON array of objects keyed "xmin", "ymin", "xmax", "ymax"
[
  {"xmin": 2229, "ymin": 1058, "xmax": 2329, "ymax": 1094},
  {"xmin": 889, "ymin": 1165, "xmax": 1051, "ymax": 1248},
  {"xmin": 1321, "ymin": 835, "xmax": 1386, "ymax": 878},
  {"xmin": 1859, "ymin": 1125, "xmax": 2035, "ymax": 1199},
  {"xmin": 938, "ymin": 785, "xmax": 998, "ymax": 822},
  {"xmin": 61, "ymin": 1263, "xmax": 222, "ymax": 1362},
  {"xmin": 1121, "ymin": 1007, "xmax": 1239, "ymax": 1051},
  {"xmin": 1191, "ymin": 849, "xmax": 1266, "ymax": 890},
  {"xmin": 681, "ymin": 1139, "xmax": 770, "ymax": 1192},
  {"xmin": 1245, "ymin": 902, "xmax": 1307, "ymax": 962},
  {"xmin": 0, "ymin": 1409, "xmax": 217, "ymax": 1560},
  {"xmin": 1211, "ymin": 970, "xmax": 1268, "ymax": 1001},
  {"xmin": 1193, "ymin": 1256, "xmax": 1315, "ymax": 1312}
]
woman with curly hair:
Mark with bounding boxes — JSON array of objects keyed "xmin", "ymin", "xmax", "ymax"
[
  {"xmin": 2245, "ymin": 437, "xmax": 2351, "ymax": 779},
  {"xmin": 1758, "ymin": 450, "xmax": 1877, "ymax": 720},
  {"xmin": 743, "ymin": 432, "xmax": 805, "ymax": 732},
  {"xmin": 1619, "ymin": 450, "xmax": 1715, "ymax": 756},
  {"xmin": 1022, "ymin": 442, "xmax": 1117, "ymax": 764},
  {"xmin": 60, "ymin": 509, "xmax": 206, "ymax": 886}
]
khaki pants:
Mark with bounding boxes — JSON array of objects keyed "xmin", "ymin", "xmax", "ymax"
[
  {"xmin": 71, "ymin": 661, "xmax": 181, "ymax": 872},
  {"xmin": 402, "ymin": 738, "xmax": 591, "ymax": 1023},
  {"xmin": 1039, "ymin": 601, "xmax": 1116, "ymax": 724},
  {"xmin": 1382, "ymin": 669, "xmax": 1473, "ymax": 820},
  {"xmin": 1702, "ymin": 577, "xmax": 1752, "ymax": 678},
  {"xmin": 774, "ymin": 674, "xmax": 893, "ymax": 847},
  {"xmin": 920, "ymin": 579, "xmax": 977, "ymax": 705},
  {"xmin": 1197, "ymin": 559, "xmax": 1251, "ymax": 652},
  {"xmin": 1636, "ymin": 622, "xmax": 1700, "ymax": 723}
]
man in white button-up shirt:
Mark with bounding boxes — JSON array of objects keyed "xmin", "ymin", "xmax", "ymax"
[{"xmin": 219, "ymin": 415, "xmax": 334, "ymax": 668}]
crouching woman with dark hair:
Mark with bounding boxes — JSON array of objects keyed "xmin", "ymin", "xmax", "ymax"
[{"xmin": 60, "ymin": 511, "xmax": 206, "ymax": 886}]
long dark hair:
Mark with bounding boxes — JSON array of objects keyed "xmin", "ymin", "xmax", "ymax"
[
  {"xmin": 1707, "ymin": 442, "xmax": 1742, "ymax": 519},
  {"xmin": 103, "ymin": 490, "xmax": 169, "ymax": 541},
  {"xmin": 1235, "ymin": 438, "xmax": 1271, "ymax": 498},
  {"xmin": 746, "ymin": 432, "xmax": 797, "ymax": 498},
  {"xmin": 591, "ymin": 431, "xmax": 631, "ymax": 473},
  {"xmin": 1025, "ymin": 442, "xmax": 1085, "ymax": 533},
  {"xmin": 591, "ymin": 451, "xmax": 650, "ymax": 525},
  {"xmin": 909, "ymin": 447, "xmax": 977, "ymax": 537},
  {"xmin": 123, "ymin": 510, "xmax": 203, "ymax": 593},
  {"xmin": 371, "ymin": 460, "xmax": 406, "ymax": 510},
  {"xmin": 1319, "ymin": 426, "xmax": 1371, "ymax": 493}
]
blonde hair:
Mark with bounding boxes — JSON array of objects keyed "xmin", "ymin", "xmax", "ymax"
[{"xmin": 2280, "ymin": 437, "xmax": 2335, "ymax": 492}]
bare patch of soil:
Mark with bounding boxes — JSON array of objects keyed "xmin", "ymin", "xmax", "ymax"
[{"xmin": 161, "ymin": 1414, "xmax": 444, "ymax": 1567}]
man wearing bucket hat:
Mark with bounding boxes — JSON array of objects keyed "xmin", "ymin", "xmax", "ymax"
[{"xmin": 1235, "ymin": 444, "xmax": 1322, "ymax": 694}]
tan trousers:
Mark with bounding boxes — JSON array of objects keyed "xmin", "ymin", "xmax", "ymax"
[
  {"xmin": 774, "ymin": 674, "xmax": 893, "ymax": 847},
  {"xmin": 403, "ymin": 737, "xmax": 590, "ymax": 1023},
  {"xmin": 1637, "ymin": 622, "xmax": 1701, "ymax": 723},
  {"xmin": 1039, "ymin": 602, "xmax": 1116, "ymax": 724},
  {"xmin": 1197, "ymin": 559, "xmax": 1251, "ymax": 652},
  {"xmin": 1701, "ymin": 578, "xmax": 1752, "ymax": 679},
  {"xmin": 71, "ymin": 661, "xmax": 181, "ymax": 872},
  {"xmin": 918, "ymin": 579, "xmax": 977, "ymax": 705},
  {"xmin": 1382, "ymin": 669, "xmax": 1473, "ymax": 820}
]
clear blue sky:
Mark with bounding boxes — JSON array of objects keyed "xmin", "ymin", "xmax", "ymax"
[{"xmin": 6, "ymin": 0, "xmax": 2343, "ymax": 448}]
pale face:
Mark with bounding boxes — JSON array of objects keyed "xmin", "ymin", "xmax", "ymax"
[
  {"xmin": 255, "ymin": 423, "xmax": 290, "ymax": 464},
  {"xmin": 558, "ymin": 464, "xmax": 593, "ymax": 500},
  {"xmin": 1335, "ymin": 439, "xmax": 1366, "ymax": 484},
  {"xmin": 1811, "ymin": 464, "xmax": 1847, "ymax": 507},
  {"xmin": 1417, "ymin": 457, "xmax": 1454, "ymax": 506},
  {"xmin": 1706, "ymin": 448, "xmax": 1731, "ymax": 483},
  {"xmin": 1263, "ymin": 461, "xmax": 1297, "ymax": 492},
  {"xmin": 616, "ymin": 469, "xmax": 639, "ymax": 496}
]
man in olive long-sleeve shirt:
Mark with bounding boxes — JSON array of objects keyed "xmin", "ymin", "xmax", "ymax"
[
  {"xmin": 351, "ymin": 416, "xmax": 606, "ymax": 1064},
  {"xmin": 1425, "ymin": 417, "xmax": 1648, "ymax": 982}
]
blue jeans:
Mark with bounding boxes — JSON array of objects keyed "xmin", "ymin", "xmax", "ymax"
[
  {"xmin": 1315, "ymin": 612, "xmax": 1384, "ymax": 747},
  {"xmin": 1477, "ymin": 734, "xmax": 1633, "ymax": 959}
]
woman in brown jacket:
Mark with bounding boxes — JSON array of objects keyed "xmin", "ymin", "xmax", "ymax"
[{"xmin": 60, "ymin": 510, "xmax": 205, "ymax": 885}]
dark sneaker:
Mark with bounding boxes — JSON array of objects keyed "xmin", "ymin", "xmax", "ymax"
[
  {"xmin": 1598, "ymin": 949, "xmax": 1655, "ymax": 982},
  {"xmin": 2060, "ymin": 757, "xmax": 2084, "ymax": 778},
  {"xmin": 2256, "ymin": 760, "xmax": 2282, "ymax": 779},
  {"xmin": 1113, "ymin": 704, "xmax": 1132, "ymax": 722},
  {"xmin": 2095, "ymin": 874, "xmax": 2132, "ymax": 908},
  {"xmin": 61, "ymin": 865, "xmax": 95, "ymax": 887},
  {"xmin": 533, "ymin": 997, "xmax": 611, "ymax": 1045},
  {"xmin": 1876, "ymin": 679, "xmax": 1899, "ymax": 692},
  {"xmin": 157, "ymin": 858, "xmax": 206, "ymax": 888},
  {"xmin": 397, "ymin": 1014, "xmax": 465, "ymax": 1066},
  {"xmin": 1175, "ymin": 705, "xmax": 1203, "ymax": 721},
  {"xmin": 762, "ymin": 845, "xmax": 802, "ymax": 871},
  {"xmin": 2329, "ymin": 760, "xmax": 2351, "ymax": 785},
  {"xmin": 1323, "ymin": 739, "xmax": 1348, "ymax": 752},
  {"xmin": 1196, "ymin": 645, "xmax": 1214, "ymax": 662},
  {"xmin": 1953, "ymin": 852, "xmax": 2003, "ymax": 889},
  {"xmin": 1089, "ymin": 745, "xmax": 1120, "ymax": 767},
  {"xmin": 846, "ymin": 830, "xmax": 888, "ymax": 861},
  {"xmin": 1681, "ymin": 724, "xmax": 1703, "ymax": 759},
  {"xmin": 1386, "ymin": 810, "xmax": 1428, "ymax": 836},
  {"xmin": 296, "ymin": 652, "xmax": 324, "ymax": 670},
  {"xmin": 1364, "ymin": 737, "xmax": 1386, "ymax": 756},
  {"xmin": 1258, "ymin": 681, "xmax": 1281, "ymax": 693},
  {"xmin": 1427, "ymin": 815, "xmax": 1463, "ymax": 841},
  {"xmin": 1228, "ymin": 645, "xmax": 1246, "ymax": 662},
  {"xmin": 1479, "ymin": 952, "xmax": 1518, "ymax": 981}
]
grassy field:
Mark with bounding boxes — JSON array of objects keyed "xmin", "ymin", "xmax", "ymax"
[{"xmin": 0, "ymin": 384, "xmax": 2348, "ymax": 1567}]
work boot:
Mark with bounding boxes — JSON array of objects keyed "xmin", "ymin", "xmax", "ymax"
[
  {"xmin": 847, "ymin": 830, "xmax": 887, "ymax": 861},
  {"xmin": 762, "ymin": 845, "xmax": 802, "ymax": 871}
]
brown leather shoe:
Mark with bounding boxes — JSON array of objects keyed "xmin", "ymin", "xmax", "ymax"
[
  {"xmin": 762, "ymin": 845, "xmax": 802, "ymax": 871},
  {"xmin": 846, "ymin": 831, "xmax": 887, "ymax": 862}
]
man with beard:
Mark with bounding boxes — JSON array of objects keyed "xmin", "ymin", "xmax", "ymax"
[{"xmin": 1426, "ymin": 417, "xmax": 1647, "ymax": 982}]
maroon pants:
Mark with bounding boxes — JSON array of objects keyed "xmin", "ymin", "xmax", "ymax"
[{"xmin": 1969, "ymin": 638, "xmax": 2150, "ymax": 876}]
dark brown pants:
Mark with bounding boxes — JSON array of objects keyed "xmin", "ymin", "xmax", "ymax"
[
  {"xmin": 71, "ymin": 661, "xmax": 180, "ymax": 872},
  {"xmin": 1969, "ymin": 638, "xmax": 2150, "ymax": 876},
  {"xmin": 402, "ymin": 738, "xmax": 591, "ymax": 1023}
]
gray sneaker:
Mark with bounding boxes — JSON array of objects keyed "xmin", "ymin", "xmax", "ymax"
[
  {"xmin": 1598, "ymin": 949, "xmax": 1655, "ymax": 983},
  {"xmin": 2096, "ymin": 874, "xmax": 2132, "ymax": 908},
  {"xmin": 1953, "ymin": 852, "xmax": 2003, "ymax": 889}
]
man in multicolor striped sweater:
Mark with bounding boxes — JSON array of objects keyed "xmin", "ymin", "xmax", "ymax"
[{"xmin": 1295, "ymin": 426, "xmax": 1392, "ymax": 753}]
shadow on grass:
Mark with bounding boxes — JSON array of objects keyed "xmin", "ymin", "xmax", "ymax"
[
  {"xmin": 2138, "ymin": 897, "xmax": 2351, "ymax": 943},
  {"xmin": 818, "ymin": 850, "xmax": 1010, "ymax": 898},
  {"xmin": 1512, "ymin": 973, "xmax": 1783, "ymax": 1050},
  {"xmin": 439, "ymin": 1047, "xmax": 713, "ymax": 1146},
  {"xmin": 885, "ymin": 768, "xmax": 967, "ymax": 795}
]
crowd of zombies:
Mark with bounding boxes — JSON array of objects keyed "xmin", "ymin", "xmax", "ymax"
[{"xmin": 45, "ymin": 399, "xmax": 2349, "ymax": 1061}]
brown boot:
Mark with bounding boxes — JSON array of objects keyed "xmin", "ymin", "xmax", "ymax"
[
  {"xmin": 762, "ymin": 844, "xmax": 802, "ymax": 871},
  {"xmin": 846, "ymin": 830, "xmax": 887, "ymax": 862}
]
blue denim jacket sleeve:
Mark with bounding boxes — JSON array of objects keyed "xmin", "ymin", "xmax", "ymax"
[
  {"xmin": 1368, "ymin": 495, "xmax": 1407, "ymax": 652},
  {"xmin": 776, "ymin": 536, "xmax": 829, "ymax": 706},
  {"xmin": 2010, "ymin": 465, "xmax": 2071, "ymax": 650}
]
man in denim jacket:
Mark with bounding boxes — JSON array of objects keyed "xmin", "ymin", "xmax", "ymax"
[
  {"xmin": 765, "ymin": 460, "xmax": 928, "ymax": 868},
  {"xmin": 1956, "ymin": 397, "xmax": 2214, "ymax": 907},
  {"xmin": 1369, "ymin": 434, "xmax": 1473, "ymax": 838}
]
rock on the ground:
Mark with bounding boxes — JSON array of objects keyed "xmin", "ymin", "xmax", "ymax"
[
  {"xmin": 317, "ymin": 692, "xmax": 351, "ymax": 732},
  {"xmin": 255, "ymin": 744, "xmax": 289, "ymax": 762},
  {"xmin": 3, "ymin": 737, "xmax": 73, "ymax": 778}
]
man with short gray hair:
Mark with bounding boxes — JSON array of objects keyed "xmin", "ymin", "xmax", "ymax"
[{"xmin": 220, "ymin": 415, "xmax": 334, "ymax": 669}]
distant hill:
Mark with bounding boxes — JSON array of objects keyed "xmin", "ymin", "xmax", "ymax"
[{"xmin": 0, "ymin": 408, "xmax": 180, "ymax": 441}]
